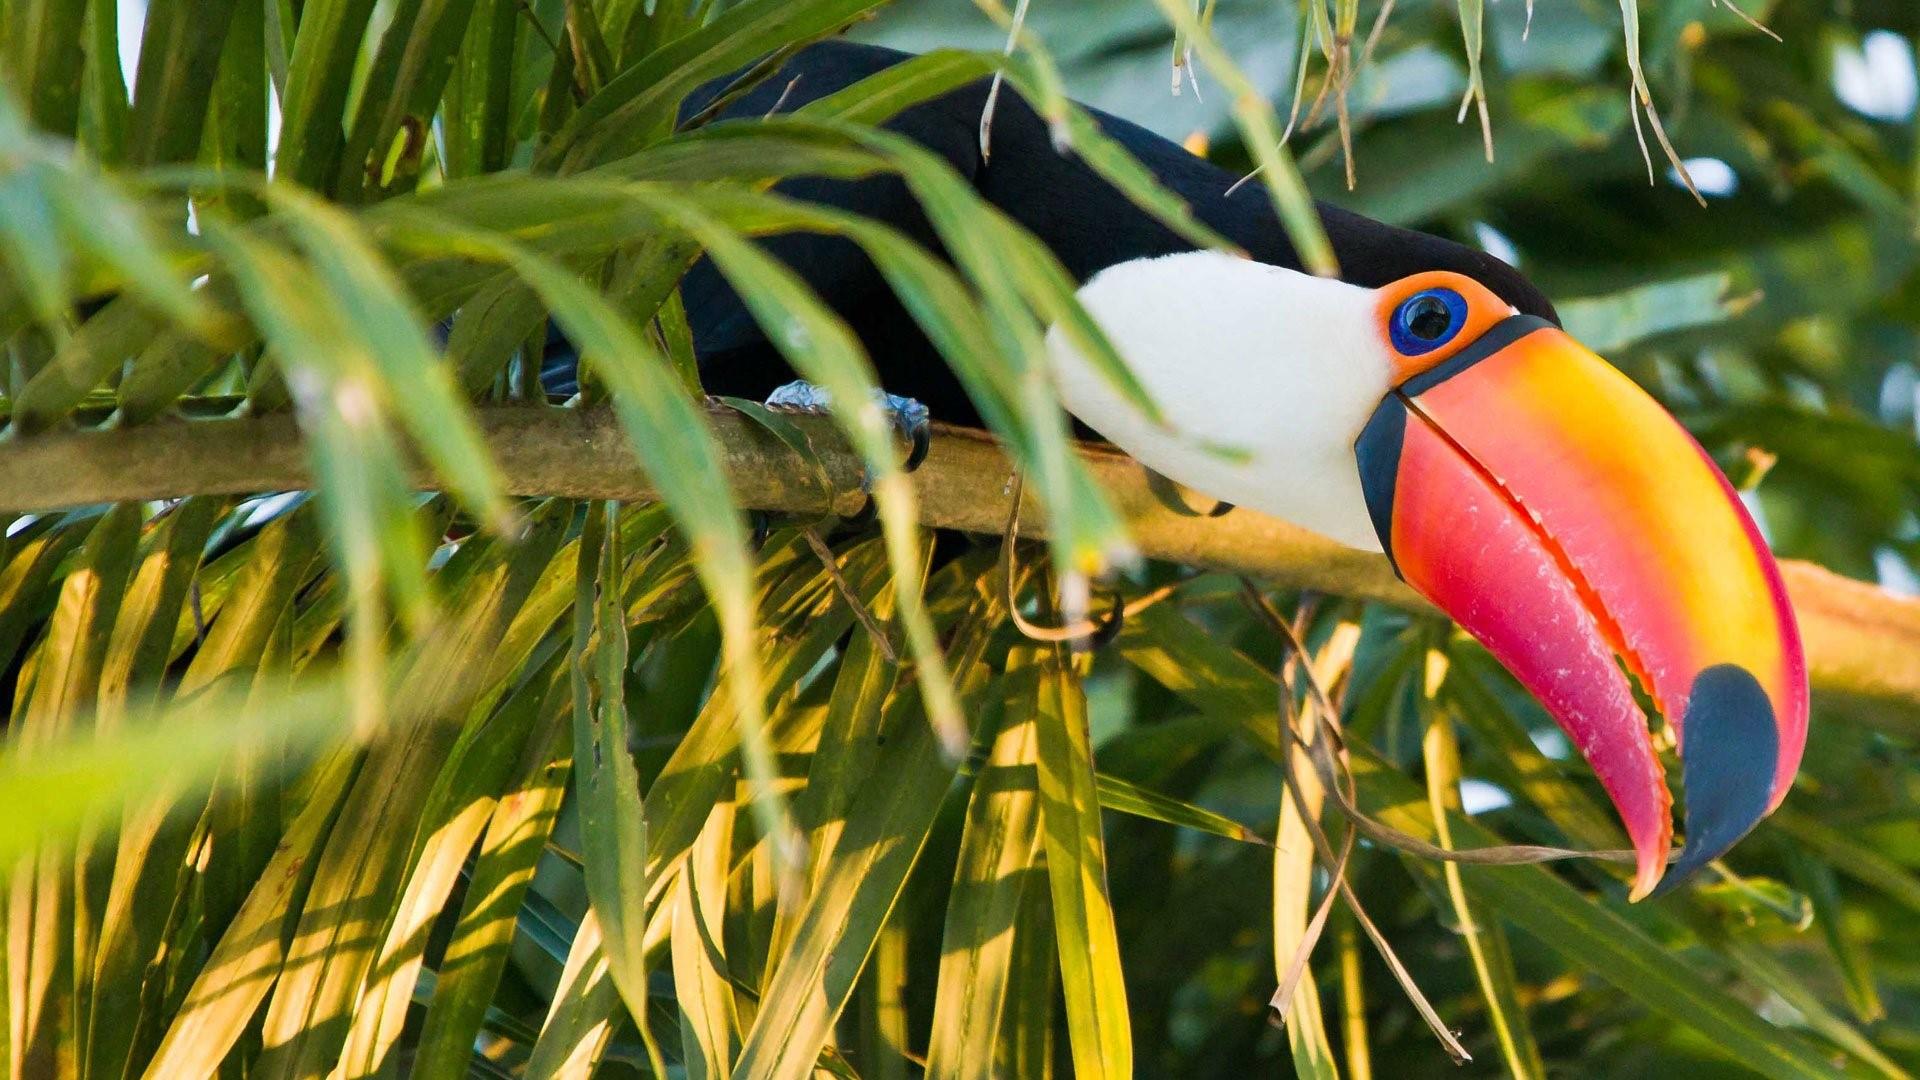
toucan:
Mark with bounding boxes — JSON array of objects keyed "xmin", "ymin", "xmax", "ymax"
[{"xmin": 549, "ymin": 40, "xmax": 1808, "ymax": 899}]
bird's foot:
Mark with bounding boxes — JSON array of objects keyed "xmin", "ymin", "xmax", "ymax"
[
  {"xmin": 1144, "ymin": 468, "xmax": 1235, "ymax": 518},
  {"xmin": 765, "ymin": 380, "xmax": 932, "ymax": 473}
]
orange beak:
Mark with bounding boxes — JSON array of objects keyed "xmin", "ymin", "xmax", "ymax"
[{"xmin": 1356, "ymin": 314, "xmax": 1807, "ymax": 899}]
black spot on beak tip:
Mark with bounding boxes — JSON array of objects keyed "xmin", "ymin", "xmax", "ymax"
[{"xmin": 1649, "ymin": 664, "xmax": 1780, "ymax": 897}]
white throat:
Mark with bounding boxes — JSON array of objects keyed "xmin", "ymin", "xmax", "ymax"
[{"xmin": 1044, "ymin": 250, "xmax": 1394, "ymax": 552}]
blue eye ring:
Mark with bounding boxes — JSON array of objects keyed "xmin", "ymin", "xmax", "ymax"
[{"xmin": 1390, "ymin": 288, "xmax": 1469, "ymax": 356}]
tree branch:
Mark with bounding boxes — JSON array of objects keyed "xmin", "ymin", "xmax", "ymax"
[{"xmin": 5, "ymin": 404, "xmax": 1918, "ymax": 719}]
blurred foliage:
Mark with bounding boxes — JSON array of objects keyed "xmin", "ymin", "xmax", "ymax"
[{"xmin": 0, "ymin": 0, "xmax": 1917, "ymax": 1077}]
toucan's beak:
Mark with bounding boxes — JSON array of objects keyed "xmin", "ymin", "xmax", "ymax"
[{"xmin": 1356, "ymin": 316, "xmax": 1808, "ymax": 900}]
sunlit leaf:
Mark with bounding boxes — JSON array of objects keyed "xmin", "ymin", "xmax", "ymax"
[{"xmin": 1027, "ymin": 642, "xmax": 1132, "ymax": 1079}]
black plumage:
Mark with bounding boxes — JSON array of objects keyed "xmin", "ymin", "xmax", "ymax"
[{"xmin": 545, "ymin": 40, "xmax": 1557, "ymax": 427}]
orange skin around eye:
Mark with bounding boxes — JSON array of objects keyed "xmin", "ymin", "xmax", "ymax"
[{"xmin": 1374, "ymin": 271, "xmax": 1516, "ymax": 384}]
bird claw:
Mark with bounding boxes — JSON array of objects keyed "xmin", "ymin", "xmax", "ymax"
[
  {"xmin": 899, "ymin": 407, "xmax": 932, "ymax": 472},
  {"xmin": 766, "ymin": 381, "xmax": 929, "ymax": 526},
  {"xmin": 765, "ymin": 381, "xmax": 932, "ymax": 474},
  {"xmin": 763, "ymin": 379, "xmax": 834, "ymax": 412},
  {"xmin": 1143, "ymin": 468, "xmax": 1236, "ymax": 518},
  {"xmin": 749, "ymin": 509, "xmax": 776, "ymax": 550},
  {"xmin": 1087, "ymin": 589, "xmax": 1127, "ymax": 649}
]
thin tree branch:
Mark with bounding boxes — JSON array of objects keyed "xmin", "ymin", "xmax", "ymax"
[{"xmin": 4, "ymin": 404, "xmax": 1919, "ymax": 719}]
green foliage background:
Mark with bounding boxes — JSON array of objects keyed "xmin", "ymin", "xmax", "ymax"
[{"xmin": 0, "ymin": 0, "xmax": 1917, "ymax": 1076}]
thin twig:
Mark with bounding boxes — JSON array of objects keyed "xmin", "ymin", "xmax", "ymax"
[
  {"xmin": 998, "ymin": 473, "xmax": 1180, "ymax": 645},
  {"xmin": 1252, "ymin": 588, "xmax": 1471, "ymax": 1063},
  {"xmin": 1270, "ymin": 595, "xmax": 1345, "ymax": 1019},
  {"xmin": 1629, "ymin": 85, "xmax": 1656, "ymax": 185},
  {"xmin": 1357, "ymin": 0, "xmax": 1397, "ymax": 73},
  {"xmin": 1271, "ymin": 817, "xmax": 1356, "ymax": 1019},
  {"xmin": 676, "ymin": 45, "xmax": 804, "ymax": 131},
  {"xmin": 1279, "ymin": 0, "xmax": 1316, "ymax": 145},
  {"xmin": 803, "ymin": 527, "xmax": 899, "ymax": 664},
  {"xmin": 1711, "ymin": 0, "xmax": 1781, "ymax": 42},
  {"xmin": 1617, "ymin": 1, "xmax": 1706, "ymax": 206},
  {"xmin": 1335, "ymin": 45, "xmax": 1357, "ymax": 188},
  {"xmin": 977, "ymin": 0, "xmax": 1032, "ymax": 161},
  {"xmin": 1241, "ymin": 582, "xmax": 1643, "ymax": 868},
  {"xmin": 1637, "ymin": 90, "xmax": 1705, "ymax": 206},
  {"xmin": 762, "ymin": 76, "xmax": 803, "ymax": 120}
]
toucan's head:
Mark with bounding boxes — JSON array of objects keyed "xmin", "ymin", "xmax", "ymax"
[{"xmin": 1046, "ymin": 249, "xmax": 1807, "ymax": 900}]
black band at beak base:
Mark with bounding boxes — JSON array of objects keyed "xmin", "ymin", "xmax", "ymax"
[{"xmin": 1355, "ymin": 400, "xmax": 1406, "ymax": 578}]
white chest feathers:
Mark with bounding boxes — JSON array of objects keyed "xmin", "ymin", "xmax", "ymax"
[{"xmin": 1043, "ymin": 250, "xmax": 1395, "ymax": 552}]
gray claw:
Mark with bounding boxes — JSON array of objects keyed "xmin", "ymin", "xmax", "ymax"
[
  {"xmin": 889, "ymin": 393, "xmax": 931, "ymax": 472},
  {"xmin": 765, "ymin": 379, "xmax": 835, "ymax": 413},
  {"xmin": 765, "ymin": 381, "xmax": 932, "ymax": 473}
]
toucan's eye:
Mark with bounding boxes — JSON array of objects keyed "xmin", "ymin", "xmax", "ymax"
[{"xmin": 1390, "ymin": 288, "xmax": 1468, "ymax": 356}]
